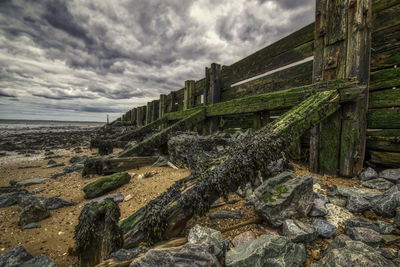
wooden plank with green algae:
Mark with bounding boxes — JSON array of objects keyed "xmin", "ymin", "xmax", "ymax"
[
  {"xmin": 370, "ymin": 67, "xmax": 400, "ymax": 91},
  {"xmin": 367, "ymin": 108, "xmax": 400, "ymax": 128},
  {"xmin": 369, "ymin": 88, "xmax": 400, "ymax": 108},
  {"xmin": 369, "ymin": 150, "xmax": 400, "ymax": 167}
]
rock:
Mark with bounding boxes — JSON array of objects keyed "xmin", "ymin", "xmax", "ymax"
[
  {"xmin": 379, "ymin": 248, "xmax": 398, "ymax": 260},
  {"xmin": 313, "ymin": 183, "xmax": 325, "ymax": 195},
  {"xmin": 314, "ymin": 193, "xmax": 329, "ymax": 203},
  {"xmin": 345, "ymin": 227, "xmax": 382, "ymax": 247},
  {"xmin": 75, "ymin": 199, "xmax": 123, "ymax": 267},
  {"xmin": 69, "ymin": 156, "xmax": 89, "ymax": 164},
  {"xmin": 47, "ymin": 160, "xmax": 57, "ymax": 165},
  {"xmin": 379, "ymin": 168, "xmax": 400, "ymax": 184},
  {"xmin": 104, "ymin": 247, "xmax": 149, "ymax": 261},
  {"xmin": 137, "ymin": 171, "xmax": 157, "ymax": 179},
  {"xmin": 87, "ymin": 193, "xmax": 124, "ymax": 205},
  {"xmin": 344, "ymin": 218, "xmax": 379, "ymax": 232},
  {"xmin": 346, "ymin": 193, "xmax": 371, "ymax": 213},
  {"xmin": 0, "ymin": 192, "xmax": 22, "ymax": 207},
  {"xmin": 381, "ymin": 234, "xmax": 400, "ymax": 245},
  {"xmin": 360, "ymin": 167, "xmax": 378, "ymax": 181},
  {"xmin": 394, "ymin": 207, "xmax": 400, "ymax": 227},
  {"xmin": 309, "ymin": 198, "xmax": 328, "ymax": 217},
  {"xmin": 329, "ymin": 197, "xmax": 346, "ymax": 207},
  {"xmin": 46, "ymin": 162, "xmax": 65, "ymax": 168},
  {"xmin": 51, "ymin": 163, "xmax": 84, "ymax": 179},
  {"xmin": 374, "ymin": 221, "xmax": 395, "ymax": 234},
  {"xmin": 312, "ymin": 235, "xmax": 395, "ymax": 267},
  {"xmin": 152, "ymin": 156, "xmax": 169, "ymax": 167},
  {"xmin": 209, "ymin": 211, "xmax": 242, "ymax": 220},
  {"xmin": 124, "ymin": 194, "xmax": 132, "ymax": 202},
  {"xmin": 83, "ymin": 172, "xmax": 131, "ymax": 199},
  {"xmin": 370, "ymin": 185, "xmax": 400, "ymax": 217},
  {"xmin": 231, "ymin": 231, "xmax": 256, "ymax": 247},
  {"xmin": 334, "ymin": 185, "xmax": 382, "ymax": 200},
  {"xmin": 22, "ymin": 222, "xmax": 39, "ymax": 230},
  {"xmin": 312, "ymin": 219, "xmax": 337, "ymax": 238},
  {"xmin": 15, "ymin": 178, "xmax": 47, "ymax": 187},
  {"xmin": 18, "ymin": 202, "xmax": 50, "ymax": 226},
  {"xmin": 251, "ymin": 172, "xmax": 314, "ymax": 227},
  {"xmin": 20, "ymin": 255, "xmax": 57, "ymax": 267},
  {"xmin": 188, "ymin": 225, "xmax": 224, "ymax": 258},
  {"xmin": 282, "ymin": 219, "xmax": 317, "ymax": 243},
  {"xmin": 236, "ymin": 182, "xmax": 252, "ymax": 198},
  {"xmin": 362, "ymin": 178, "xmax": 394, "ymax": 190},
  {"xmin": 45, "ymin": 197, "xmax": 74, "ymax": 210},
  {"xmin": 225, "ymin": 234, "xmax": 306, "ymax": 267},
  {"xmin": 325, "ymin": 203, "xmax": 354, "ymax": 228},
  {"xmin": 0, "ymin": 245, "xmax": 33, "ymax": 267}
]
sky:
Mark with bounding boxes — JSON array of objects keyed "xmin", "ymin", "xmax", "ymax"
[{"xmin": 0, "ymin": 0, "xmax": 315, "ymax": 122}]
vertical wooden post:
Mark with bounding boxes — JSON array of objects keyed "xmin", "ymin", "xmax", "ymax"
[
  {"xmin": 152, "ymin": 100, "xmax": 159, "ymax": 121},
  {"xmin": 159, "ymin": 94, "xmax": 167, "ymax": 118},
  {"xmin": 310, "ymin": 0, "xmax": 371, "ymax": 176},
  {"xmin": 204, "ymin": 67, "xmax": 210, "ymax": 105},
  {"xmin": 136, "ymin": 107, "xmax": 142, "ymax": 127},
  {"xmin": 207, "ymin": 63, "xmax": 222, "ymax": 133},
  {"xmin": 141, "ymin": 106, "xmax": 147, "ymax": 126},
  {"xmin": 146, "ymin": 102, "xmax": 152, "ymax": 125},
  {"xmin": 132, "ymin": 108, "xmax": 137, "ymax": 126},
  {"xmin": 167, "ymin": 92, "xmax": 176, "ymax": 113},
  {"xmin": 184, "ymin": 80, "xmax": 195, "ymax": 110}
]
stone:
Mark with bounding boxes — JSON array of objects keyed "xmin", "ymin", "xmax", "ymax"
[
  {"xmin": 394, "ymin": 207, "xmax": 400, "ymax": 227},
  {"xmin": 0, "ymin": 245, "xmax": 33, "ymax": 267},
  {"xmin": 309, "ymin": 198, "xmax": 328, "ymax": 217},
  {"xmin": 46, "ymin": 162, "xmax": 65, "ymax": 168},
  {"xmin": 362, "ymin": 178, "xmax": 394, "ymax": 190},
  {"xmin": 325, "ymin": 203, "xmax": 354, "ymax": 228},
  {"xmin": 137, "ymin": 171, "xmax": 158, "ymax": 179},
  {"xmin": 18, "ymin": 202, "xmax": 50, "ymax": 226},
  {"xmin": 209, "ymin": 211, "xmax": 242, "ymax": 220},
  {"xmin": 0, "ymin": 192, "xmax": 22, "ymax": 207},
  {"xmin": 104, "ymin": 247, "xmax": 149, "ymax": 261},
  {"xmin": 236, "ymin": 182, "xmax": 252, "ymax": 198},
  {"xmin": 374, "ymin": 221, "xmax": 395, "ymax": 234},
  {"xmin": 344, "ymin": 218, "xmax": 380, "ymax": 232},
  {"xmin": 188, "ymin": 225, "xmax": 224, "ymax": 258},
  {"xmin": 346, "ymin": 193, "xmax": 371, "ymax": 213},
  {"xmin": 231, "ymin": 231, "xmax": 256, "ymax": 247},
  {"xmin": 124, "ymin": 194, "xmax": 132, "ymax": 202},
  {"xmin": 346, "ymin": 227, "xmax": 382, "ymax": 247},
  {"xmin": 83, "ymin": 172, "xmax": 131, "ymax": 199},
  {"xmin": 51, "ymin": 163, "xmax": 85, "ymax": 179},
  {"xmin": 379, "ymin": 248, "xmax": 398, "ymax": 260},
  {"xmin": 152, "ymin": 156, "xmax": 169, "ymax": 167},
  {"xmin": 334, "ymin": 185, "xmax": 382, "ymax": 200},
  {"xmin": 379, "ymin": 168, "xmax": 400, "ymax": 184},
  {"xmin": 69, "ymin": 156, "xmax": 88, "ymax": 164},
  {"xmin": 329, "ymin": 198, "xmax": 346, "ymax": 207},
  {"xmin": 22, "ymin": 222, "xmax": 39, "ymax": 230},
  {"xmin": 282, "ymin": 219, "xmax": 317, "ymax": 243},
  {"xmin": 129, "ymin": 244, "xmax": 221, "ymax": 267},
  {"xmin": 225, "ymin": 235, "xmax": 306, "ymax": 267},
  {"xmin": 312, "ymin": 219, "xmax": 337, "ymax": 238},
  {"xmin": 47, "ymin": 160, "xmax": 56, "ymax": 165},
  {"xmin": 360, "ymin": 167, "xmax": 378, "ymax": 181},
  {"xmin": 87, "ymin": 193, "xmax": 124, "ymax": 205},
  {"xmin": 15, "ymin": 177, "xmax": 47, "ymax": 187},
  {"xmin": 370, "ymin": 185, "xmax": 400, "ymax": 217},
  {"xmin": 20, "ymin": 255, "xmax": 57, "ymax": 267},
  {"xmin": 314, "ymin": 193, "xmax": 329, "ymax": 203},
  {"xmin": 312, "ymin": 235, "xmax": 395, "ymax": 267},
  {"xmin": 251, "ymin": 172, "xmax": 314, "ymax": 227},
  {"xmin": 381, "ymin": 234, "xmax": 400, "ymax": 245},
  {"xmin": 45, "ymin": 197, "xmax": 74, "ymax": 210}
]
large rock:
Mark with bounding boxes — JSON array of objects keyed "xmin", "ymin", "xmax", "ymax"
[
  {"xmin": 20, "ymin": 255, "xmax": 57, "ymax": 267},
  {"xmin": 251, "ymin": 172, "xmax": 314, "ymax": 227},
  {"xmin": 346, "ymin": 193, "xmax": 371, "ymax": 213},
  {"xmin": 87, "ymin": 193, "xmax": 124, "ymax": 205},
  {"xmin": 209, "ymin": 211, "xmax": 242, "ymax": 220},
  {"xmin": 370, "ymin": 185, "xmax": 400, "ymax": 217},
  {"xmin": 395, "ymin": 207, "xmax": 400, "ymax": 228},
  {"xmin": 362, "ymin": 178, "xmax": 394, "ymax": 190},
  {"xmin": 379, "ymin": 168, "xmax": 400, "ymax": 184},
  {"xmin": 129, "ymin": 244, "xmax": 221, "ymax": 267},
  {"xmin": 312, "ymin": 235, "xmax": 395, "ymax": 267},
  {"xmin": 231, "ymin": 231, "xmax": 256, "ymax": 247},
  {"xmin": 360, "ymin": 167, "xmax": 378, "ymax": 181},
  {"xmin": 187, "ymin": 225, "xmax": 224, "ymax": 258},
  {"xmin": 309, "ymin": 198, "xmax": 328, "ymax": 217},
  {"xmin": 104, "ymin": 247, "xmax": 149, "ymax": 261},
  {"xmin": 333, "ymin": 185, "xmax": 382, "ymax": 200},
  {"xmin": 225, "ymin": 234, "xmax": 306, "ymax": 267},
  {"xmin": 45, "ymin": 197, "xmax": 74, "ymax": 210},
  {"xmin": 282, "ymin": 219, "xmax": 317, "ymax": 243},
  {"xmin": 345, "ymin": 227, "xmax": 382, "ymax": 247},
  {"xmin": 312, "ymin": 219, "xmax": 337, "ymax": 238},
  {"xmin": 18, "ymin": 195, "xmax": 73, "ymax": 210},
  {"xmin": 0, "ymin": 245, "xmax": 33, "ymax": 267},
  {"xmin": 325, "ymin": 203, "xmax": 354, "ymax": 228},
  {"xmin": 18, "ymin": 202, "xmax": 50, "ymax": 226},
  {"xmin": 15, "ymin": 177, "xmax": 47, "ymax": 187},
  {"xmin": 83, "ymin": 172, "xmax": 131, "ymax": 199}
]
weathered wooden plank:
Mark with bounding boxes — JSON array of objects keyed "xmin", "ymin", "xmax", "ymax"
[
  {"xmin": 372, "ymin": 0, "xmax": 400, "ymax": 13},
  {"xmin": 159, "ymin": 95, "xmax": 167, "ymax": 119},
  {"xmin": 371, "ymin": 47, "xmax": 400, "ymax": 71},
  {"xmin": 370, "ymin": 67, "xmax": 400, "ymax": 91},
  {"xmin": 369, "ymin": 150, "xmax": 400, "ymax": 167},
  {"xmin": 367, "ymin": 108, "xmax": 400, "ymax": 128},
  {"xmin": 367, "ymin": 128, "xmax": 400, "ymax": 152},
  {"xmin": 369, "ymin": 87, "xmax": 400, "ymax": 108},
  {"xmin": 319, "ymin": 112, "xmax": 341, "ymax": 174},
  {"xmin": 372, "ymin": 3, "xmax": 400, "ymax": 32},
  {"xmin": 371, "ymin": 24, "xmax": 400, "ymax": 54}
]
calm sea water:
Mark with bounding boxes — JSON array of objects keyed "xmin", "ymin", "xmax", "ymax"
[{"xmin": 0, "ymin": 119, "xmax": 104, "ymax": 137}]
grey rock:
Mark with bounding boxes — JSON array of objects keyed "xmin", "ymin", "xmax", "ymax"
[
  {"xmin": 325, "ymin": 203, "xmax": 354, "ymax": 228},
  {"xmin": 370, "ymin": 185, "xmax": 400, "ymax": 217},
  {"xmin": 86, "ymin": 193, "xmax": 124, "ymax": 205},
  {"xmin": 20, "ymin": 255, "xmax": 57, "ymax": 267},
  {"xmin": 0, "ymin": 245, "xmax": 33, "ymax": 267},
  {"xmin": 379, "ymin": 168, "xmax": 400, "ymax": 184},
  {"xmin": 395, "ymin": 207, "xmax": 400, "ymax": 227},
  {"xmin": 282, "ymin": 219, "xmax": 317, "ymax": 243},
  {"xmin": 69, "ymin": 156, "xmax": 88, "ymax": 164},
  {"xmin": 225, "ymin": 234, "xmax": 306, "ymax": 267},
  {"xmin": 345, "ymin": 227, "xmax": 382, "ymax": 247},
  {"xmin": 47, "ymin": 160, "xmax": 56, "ymax": 165},
  {"xmin": 312, "ymin": 219, "xmax": 337, "ymax": 238},
  {"xmin": 152, "ymin": 156, "xmax": 169, "ymax": 167},
  {"xmin": 346, "ymin": 193, "xmax": 371, "ymax": 213},
  {"xmin": 344, "ymin": 218, "xmax": 380, "ymax": 232},
  {"xmin": 209, "ymin": 210, "xmax": 242, "ymax": 220},
  {"xmin": 51, "ymin": 163, "xmax": 84, "ymax": 179},
  {"xmin": 236, "ymin": 182, "xmax": 252, "ymax": 198},
  {"xmin": 45, "ymin": 197, "xmax": 74, "ymax": 210},
  {"xmin": 334, "ymin": 185, "xmax": 382, "ymax": 200},
  {"xmin": 314, "ymin": 193, "xmax": 329, "ymax": 203},
  {"xmin": 18, "ymin": 195, "xmax": 46, "ymax": 209},
  {"xmin": 105, "ymin": 247, "xmax": 149, "ymax": 261},
  {"xmin": 188, "ymin": 225, "xmax": 224, "ymax": 258},
  {"xmin": 231, "ymin": 231, "xmax": 256, "ymax": 247},
  {"xmin": 309, "ymin": 198, "xmax": 328, "ymax": 217},
  {"xmin": 379, "ymin": 248, "xmax": 398, "ymax": 260},
  {"xmin": 329, "ymin": 198, "xmax": 346, "ymax": 207},
  {"xmin": 129, "ymin": 244, "xmax": 221, "ymax": 267},
  {"xmin": 0, "ymin": 192, "xmax": 21, "ymax": 207},
  {"xmin": 362, "ymin": 178, "xmax": 394, "ymax": 190},
  {"xmin": 46, "ymin": 163, "xmax": 65, "ymax": 168},
  {"xmin": 15, "ymin": 178, "xmax": 47, "ymax": 187},
  {"xmin": 22, "ymin": 223, "xmax": 38, "ymax": 230},
  {"xmin": 312, "ymin": 235, "xmax": 395, "ymax": 267},
  {"xmin": 381, "ymin": 234, "xmax": 400, "ymax": 245},
  {"xmin": 18, "ymin": 202, "xmax": 50, "ymax": 226},
  {"xmin": 374, "ymin": 221, "xmax": 395, "ymax": 234},
  {"xmin": 251, "ymin": 172, "xmax": 314, "ymax": 227},
  {"xmin": 360, "ymin": 167, "xmax": 378, "ymax": 181}
]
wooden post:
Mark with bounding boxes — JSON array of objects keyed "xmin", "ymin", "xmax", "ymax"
[
  {"xmin": 204, "ymin": 67, "xmax": 210, "ymax": 105},
  {"xmin": 146, "ymin": 102, "xmax": 152, "ymax": 125},
  {"xmin": 132, "ymin": 108, "xmax": 137, "ymax": 126},
  {"xmin": 152, "ymin": 100, "xmax": 159, "ymax": 121},
  {"xmin": 310, "ymin": 0, "xmax": 371, "ymax": 176},
  {"xmin": 184, "ymin": 80, "xmax": 195, "ymax": 110},
  {"xmin": 167, "ymin": 92, "xmax": 176, "ymax": 113},
  {"xmin": 159, "ymin": 94, "xmax": 167, "ymax": 118},
  {"xmin": 136, "ymin": 107, "xmax": 142, "ymax": 127},
  {"xmin": 207, "ymin": 63, "xmax": 222, "ymax": 133},
  {"xmin": 141, "ymin": 106, "xmax": 147, "ymax": 126}
]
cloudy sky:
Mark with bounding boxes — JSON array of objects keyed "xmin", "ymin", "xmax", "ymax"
[{"xmin": 0, "ymin": 0, "xmax": 314, "ymax": 122}]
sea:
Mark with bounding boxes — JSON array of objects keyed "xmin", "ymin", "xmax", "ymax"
[{"xmin": 0, "ymin": 119, "xmax": 104, "ymax": 137}]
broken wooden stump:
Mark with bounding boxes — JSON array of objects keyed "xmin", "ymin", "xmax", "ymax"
[
  {"xmin": 83, "ymin": 172, "xmax": 131, "ymax": 199},
  {"xmin": 75, "ymin": 199, "xmax": 123, "ymax": 267}
]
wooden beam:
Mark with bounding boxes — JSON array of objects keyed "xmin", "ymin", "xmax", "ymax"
[
  {"xmin": 369, "ymin": 150, "xmax": 400, "ymax": 167},
  {"xmin": 367, "ymin": 129, "xmax": 400, "ymax": 152},
  {"xmin": 367, "ymin": 107, "xmax": 400, "ymax": 128}
]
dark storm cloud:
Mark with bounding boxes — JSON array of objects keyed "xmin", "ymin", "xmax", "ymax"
[{"xmin": 0, "ymin": 0, "xmax": 315, "ymax": 121}]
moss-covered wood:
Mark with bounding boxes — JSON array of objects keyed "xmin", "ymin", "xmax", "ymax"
[
  {"xmin": 366, "ymin": 129, "xmax": 400, "ymax": 152},
  {"xmin": 371, "ymin": 47, "xmax": 400, "ymax": 71},
  {"xmin": 119, "ymin": 109, "xmax": 206, "ymax": 157},
  {"xmin": 118, "ymin": 117, "xmax": 167, "ymax": 142},
  {"xmin": 369, "ymin": 88, "xmax": 400, "ymax": 108},
  {"xmin": 369, "ymin": 150, "xmax": 400, "ymax": 167},
  {"xmin": 75, "ymin": 199, "xmax": 122, "ymax": 267},
  {"xmin": 83, "ymin": 172, "xmax": 131, "ymax": 199},
  {"xmin": 121, "ymin": 90, "xmax": 340, "ymax": 249},
  {"xmin": 367, "ymin": 108, "xmax": 400, "ymax": 128},
  {"xmin": 82, "ymin": 157, "xmax": 158, "ymax": 176},
  {"xmin": 372, "ymin": 3, "xmax": 400, "ymax": 33},
  {"xmin": 370, "ymin": 67, "xmax": 400, "ymax": 91}
]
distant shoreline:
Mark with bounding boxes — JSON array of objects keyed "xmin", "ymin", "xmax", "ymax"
[{"xmin": 0, "ymin": 119, "xmax": 105, "ymax": 124}]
